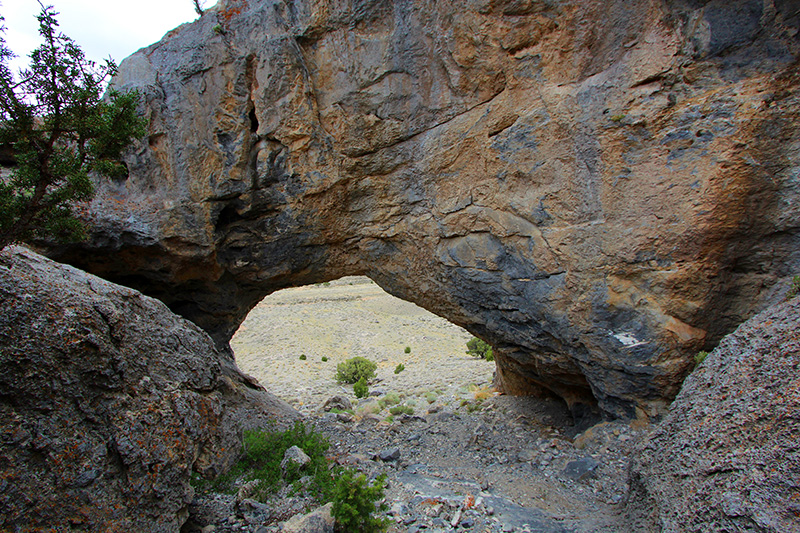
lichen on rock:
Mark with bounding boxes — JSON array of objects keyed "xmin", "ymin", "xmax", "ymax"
[{"xmin": 0, "ymin": 246, "xmax": 295, "ymax": 532}]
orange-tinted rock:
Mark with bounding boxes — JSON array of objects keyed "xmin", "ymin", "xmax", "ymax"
[{"xmin": 48, "ymin": 0, "xmax": 800, "ymax": 418}]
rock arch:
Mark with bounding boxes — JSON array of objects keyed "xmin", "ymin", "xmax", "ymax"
[{"xmin": 49, "ymin": 0, "xmax": 800, "ymax": 418}]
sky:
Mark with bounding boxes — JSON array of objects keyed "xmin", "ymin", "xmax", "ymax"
[{"xmin": 1, "ymin": 0, "xmax": 210, "ymax": 74}]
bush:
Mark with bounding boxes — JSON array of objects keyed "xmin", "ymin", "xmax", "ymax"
[
  {"xmin": 425, "ymin": 391, "xmax": 437, "ymax": 404},
  {"xmin": 206, "ymin": 421, "xmax": 333, "ymax": 502},
  {"xmin": 336, "ymin": 357, "xmax": 377, "ymax": 384},
  {"xmin": 694, "ymin": 351, "xmax": 708, "ymax": 367},
  {"xmin": 299, "ymin": 354, "xmax": 307, "ymax": 361},
  {"xmin": 466, "ymin": 337, "xmax": 494, "ymax": 361},
  {"xmin": 404, "ymin": 346, "xmax": 411, "ymax": 354},
  {"xmin": 353, "ymin": 377, "xmax": 369, "ymax": 399},
  {"xmin": 377, "ymin": 392, "xmax": 400, "ymax": 410},
  {"xmin": 394, "ymin": 363, "xmax": 405, "ymax": 374},
  {"xmin": 788, "ymin": 275, "xmax": 800, "ymax": 300},
  {"xmin": 389, "ymin": 404, "xmax": 413, "ymax": 416},
  {"xmin": 322, "ymin": 356, "xmax": 328, "ymax": 362},
  {"xmin": 331, "ymin": 470, "xmax": 389, "ymax": 532}
]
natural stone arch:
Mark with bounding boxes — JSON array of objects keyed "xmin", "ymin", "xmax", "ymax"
[{"xmin": 48, "ymin": 0, "xmax": 800, "ymax": 419}]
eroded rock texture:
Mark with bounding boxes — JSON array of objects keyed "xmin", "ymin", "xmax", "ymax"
[
  {"xmin": 627, "ymin": 295, "xmax": 800, "ymax": 532},
  {"xmin": 49, "ymin": 0, "xmax": 800, "ymax": 417},
  {"xmin": 0, "ymin": 246, "xmax": 295, "ymax": 532}
]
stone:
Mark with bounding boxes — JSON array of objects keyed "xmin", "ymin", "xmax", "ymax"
[
  {"xmin": 561, "ymin": 458, "xmax": 601, "ymax": 482},
  {"xmin": 282, "ymin": 502, "xmax": 334, "ymax": 533},
  {"xmin": 627, "ymin": 296, "xmax": 800, "ymax": 532},
  {"xmin": 0, "ymin": 246, "xmax": 296, "ymax": 532},
  {"xmin": 281, "ymin": 445, "xmax": 312, "ymax": 474},
  {"xmin": 45, "ymin": 0, "xmax": 800, "ymax": 419},
  {"xmin": 321, "ymin": 395, "xmax": 352, "ymax": 412},
  {"xmin": 335, "ymin": 412, "xmax": 353, "ymax": 423},
  {"xmin": 377, "ymin": 447, "xmax": 401, "ymax": 462}
]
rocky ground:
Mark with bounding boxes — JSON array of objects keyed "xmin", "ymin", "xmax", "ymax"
[{"xmin": 185, "ymin": 278, "xmax": 653, "ymax": 532}]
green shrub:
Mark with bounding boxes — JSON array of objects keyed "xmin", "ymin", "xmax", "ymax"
[
  {"xmin": 389, "ymin": 404, "xmax": 413, "ymax": 416},
  {"xmin": 394, "ymin": 363, "xmax": 405, "ymax": 374},
  {"xmin": 336, "ymin": 357, "xmax": 377, "ymax": 384},
  {"xmin": 788, "ymin": 275, "xmax": 800, "ymax": 300},
  {"xmin": 353, "ymin": 377, "xmax": 369, "ymax": 399},
  {"xmin": 331, "ymin": 470, "xmax": 389, "ymax": 532},
  {"xmin": 425, "ymin": 392, "xmax": 437, "ymax": 404},
  {"xmin": 466, "ymin": 337, "xmax": 494, "ymax": 361},
  {"xmin": 207, "ymin": 421, "xmax": 332, "ymax": 502},
  {"xmin": 377, "ymin": 392, "xmax": 400, "ymax": 410},
  {"xmin": 322, "ymin": 356, "xmax": 328, "ymax": 362},
  {"xmin": 404, "ymin": 346, "xmax": 411, "ymax": 354},
  {"xmin": 299, "ymin": 354, "xmax": 307, "ymax": 361},
  {"xmin": 694, "ymin": 351, "xmax": 709, "ymax": 367}
]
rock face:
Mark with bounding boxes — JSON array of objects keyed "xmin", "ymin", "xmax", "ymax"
[
  {"xmin": 627, "ymin": 296, "xmax": 800, "ymax": 532},
  {"xmin": 48, "ymin": 0, "xmax": 800, "ymax": 418},
  {"xmin": 0, "ymin": 246, "xmax": 295, "ymax": 532}
]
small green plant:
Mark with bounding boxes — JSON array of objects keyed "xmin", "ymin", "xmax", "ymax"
[
  {"xmin": 694, "ymin": 351, "xmax": 709, "ymax": 367},
  {"xmin": 425, "ymin": 391, "xmax": 437, "ymax": 404},
  {"xmin": 466, "ymin": 337, "xmax": 494, "ymax": 361},
  {"xmin": 787, "ymin": 275, "xmax": 800, "ymax": 300},
  {"xmin": 336, "ymin": 357, "xmax": 377, "ymax": 384},
  {"xmin": 322, "ymin": 356, "xmax": 328, "ymax": 362},
  {"xmin": 353, "ymin": 377, "xmax": 369, "ymax": 399},
  {"xmin": 394, "ymin": 363, "xmax": 405, "ymax": 374},
  {"xmin": 331, "ymin": 470, "xmax": 390, "ymax": 532},
  {"xmin": 389, "ymin": 404, "xmax": 414, "ymax": 416},
  {"xmin": 206, "ymin": 421, "xmax": 332, "ymax": 502},
  {"xmin": 377, "ymin": 392, "xmax": 400, "ymax": 410},
  {"xmin": 299, "ymin": 354, "xmax": 307, "ymax": 361},
  {"xmin": 610, "ymin": 114, "xmax": 626, "ymax": 123},
  {"xmin": 212, "ymin": 23, "xmax": 223, "ymax": 34},
  {"xmin": 404, "ymin": 346, "xmax": 411, "ymax": 354}
]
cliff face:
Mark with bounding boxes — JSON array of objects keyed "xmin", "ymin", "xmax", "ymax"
[{"xmin": 49, "ymin": 0, "xmax": 800, "ymax": 418}]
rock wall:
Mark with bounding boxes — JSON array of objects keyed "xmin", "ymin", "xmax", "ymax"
[
  {"xmin": 0, "ymin": 246, "xmax": 295, "ymax": 532},
  {"xmin": 48, "ymin": 0, "xmax": 800, "ymax": 418},
  {"xmin": 627, "ymin": 295, "xmax": 800, "ymax": 532}
]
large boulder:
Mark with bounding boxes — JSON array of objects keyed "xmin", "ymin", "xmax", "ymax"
[
  {"xmin": 627, "ymin": 296, "xmax": 800, "ymax": 532},
  {"xmin": 47, "ymin": 0, "xmax": 800, "ymax": 418},
  {"xmin": 0, "ymin": 246, "xmax": 296, "ymax": 532}
]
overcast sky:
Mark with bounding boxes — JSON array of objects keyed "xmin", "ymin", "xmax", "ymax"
[{"xmin": 2, "ymin": 1, "xmax": 210, "ymax": 74}]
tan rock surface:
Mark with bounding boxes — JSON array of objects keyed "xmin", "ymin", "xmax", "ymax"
[{"xmin": 48, "ymin": 0, "xmax": 800, "ymax": 418}]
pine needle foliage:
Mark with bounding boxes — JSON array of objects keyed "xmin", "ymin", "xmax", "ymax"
[
  {"xmin": 331, "ymin": 470, "xmax": 390, "ymax": 532},
  {"xmin": 0, "ymin": 4, "xmax": 146, "ymax": 250}
]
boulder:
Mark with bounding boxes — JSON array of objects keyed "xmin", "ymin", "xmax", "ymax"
[
  {"xmin": 0, "ymin": 246, "xmax": 296, "ymax": 532},
  {"xmin": 283, "ymin": 502, "xmax": 335, "ymax": 533},
  {"xmin": 46, "ymin": 0, "xmax": 800, "ymax": 418},
  {"xmin": 321, "ymin": 395, "xmax": 352, "ymax": 412},
  {"xmin": 627, "ymin": 296, "xmax": 800, "ymax": 532},
  {"xmin": 281, "ymin": 445, "xmax": 312, "ymax": 474}
]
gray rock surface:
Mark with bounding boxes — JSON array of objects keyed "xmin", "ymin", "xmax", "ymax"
[
  {"xmin": 0, "ymin": 246, "xmax": 296, "ymax": 532},
  {"xmin": 282, "ymin": 502, "xmax": 334, "ymax": 533},
  {"xmin": 46, "ymin": 0, "xmax": 800, "ymax": 418},
  {"xmin": 627, "ymin": 296, "xmax": 800, "ymax": 532},
  {"xmin": 281, "ymin": 445, "xmax": 312, "ymax": 474}
]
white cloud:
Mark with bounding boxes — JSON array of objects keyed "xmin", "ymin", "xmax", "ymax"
[{"xmin": 2, "ymin": 0, "xmax": 206, "ymax": 73}]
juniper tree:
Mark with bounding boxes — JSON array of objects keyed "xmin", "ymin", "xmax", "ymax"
[{"xmin": 0, "ymin": 3, "xmax": 146, "ymax": 251}]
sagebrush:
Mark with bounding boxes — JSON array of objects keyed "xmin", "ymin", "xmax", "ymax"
[{"xmin": 336, "ymin": 356, "xmax": 377, "ymax": 384}]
